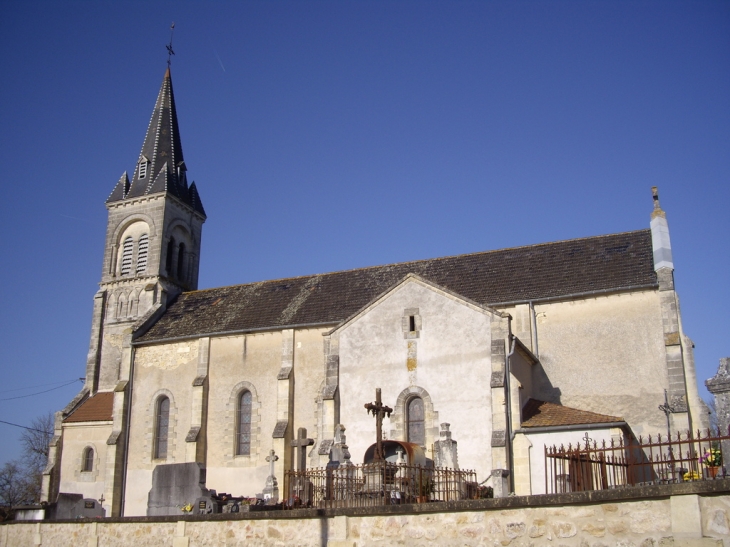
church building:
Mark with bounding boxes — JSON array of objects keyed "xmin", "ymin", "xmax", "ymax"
[{"xmin": 42, "ymin": 68, "xmax": 708, "ymax": 517}]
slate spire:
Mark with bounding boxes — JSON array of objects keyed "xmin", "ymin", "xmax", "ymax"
[{"xmin": 107, "ymin": 68, "xmax": 205, "ymax": 216}]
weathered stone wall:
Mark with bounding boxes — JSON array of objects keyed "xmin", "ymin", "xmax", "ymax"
[
  {"xmin": 3, "ymin": 482, "xmax": 728, "ymax": 546},
  {"xmin": 124, "ymin": 341, "xmax": 200, "ymax": 515},
  {"xmin": 57, "ymin": 422, "xmax": 112, "ymax": 506},
  {"xmin": 337, "ymin": 278, "xmax": 494, "ymax": 476},
  {"xmin": 520, "ymin": 291, "xmax": 670, "ymax": 437},
  {"xmin": 205, "ymin": 332, "xmax": 280, "ymax": 499}
]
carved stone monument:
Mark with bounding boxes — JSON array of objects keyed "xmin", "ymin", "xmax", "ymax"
[
  {"xmin": 262, "ymin": 449, "xmax": 280, "ymax": 505},
  {"xmin": 363, "ymin": 389, "xmax": 396, "ymax": 495},
  {"xmin": 147, "ymin": 462, "xmax": 210, "ymax": 516},
  {"xmin": 290, "ymin": 428, "xmax": 314, "ymax": 504},
  {"xmin": 433, "ymin": 423, "xmax": 459, "ymax": 469},
  {"xmin": 52, "ymin": 494, "xmax": 105, "ymax": 519},
  {"xmin": 330, "ymin": 424, "xmax": 352, "ymax": 466},
  {"xmin": 364, "ymin": 388, "xmax": 392, "ymax": 462}
]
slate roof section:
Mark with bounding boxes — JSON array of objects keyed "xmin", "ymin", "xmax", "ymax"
[
  {"xmin": 136, "ymin": 229, "xmax": 657, "ymax": 343},
  {"xmin": 63, "ymin": 392, "xmax": 114, "ymax": 423},
  {"xmin": 521, "ymin": 399, "xmax": 624, "ymax": 428},
  {"xmin": 106, "ymin": 68, "xmax": 205, "ymax": 217}
]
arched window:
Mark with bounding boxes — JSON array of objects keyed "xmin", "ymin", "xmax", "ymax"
[
  {"xmin": 136, "ymin": 234, "xmax": 149, "ymax": 274},
  {"xmin": 120, "ymin": 236, "xmax": 134, "ymax": 275},
  {"xmin": 82, "ymin": 447, "xmax": 94, "ymax": 472},
  {"xmin": 407, "ymin": 396, "xmax": 425, "ymax": 446},
  {"xmin": 154, "ymin": 396, "xmax": 170, "ymax": 459},
  {"xmin": 177, "ymin": 243, "xmax": 186, "ymax": 279},
  {"xmin": 236, "ymin": 390, "xmax": 252, "ymax": 456},
  {"xmin": 165, "ymin": 238, "xmax": 175, "ymax": 274}
]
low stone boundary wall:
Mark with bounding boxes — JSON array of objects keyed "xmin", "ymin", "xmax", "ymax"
[{"xmin": 2, "ymin": 480, "xmax": 728, "ymax": 546}]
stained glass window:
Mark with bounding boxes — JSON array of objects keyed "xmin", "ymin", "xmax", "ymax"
[{"xmin": 237, "ymin": 391, "xmax": 252, "ymax": 456}]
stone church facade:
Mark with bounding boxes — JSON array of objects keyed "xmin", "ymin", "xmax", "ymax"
[{"xmin": 42, "ymin": 68, "xmax": 708, "ymax": 517}]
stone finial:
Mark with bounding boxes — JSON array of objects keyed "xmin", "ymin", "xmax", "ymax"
[
  {"xmin": 651, "ymin": 186, "xmax": 666, "ymax": 219},
  {"xmin": 650, "ymin": 186, "xmax": 673, "ymax": 271}
]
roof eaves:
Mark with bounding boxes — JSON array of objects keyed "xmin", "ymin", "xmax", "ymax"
[{"xmin": 133, "ymin": 320, "xmax": 341, "ymax": 347}]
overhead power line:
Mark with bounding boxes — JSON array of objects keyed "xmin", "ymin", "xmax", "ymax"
[
  {"xmin": 0, "ymin": 379, "xmax": 83, "ymax": 402},
  {"xmin": 0, "ymin": 419, "xmax": 53, "ymax": 435},
  {"xmin": 0, "ymin": 378, "xmax": 84, "ymax": 394}
]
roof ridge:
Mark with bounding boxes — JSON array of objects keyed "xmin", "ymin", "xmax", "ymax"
[{"xmin": 182, "ymin": 229, "xmax": 651, "ymax": 296}]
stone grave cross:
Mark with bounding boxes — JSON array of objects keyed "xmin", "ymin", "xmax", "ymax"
[
  {"xmin": 364, "ymin": 388, "xmax": 392, "ymax": 462},
  {"xmin": 266, "ymin": 449, "xmax": 279, "ymax": 476},
  {"xmin": 291, "ymin": 427, "xmax": 314, "ymax": 473},
  {"xmin": 263, "ymin": 449, "xmax": 280, "ymax": 504}
]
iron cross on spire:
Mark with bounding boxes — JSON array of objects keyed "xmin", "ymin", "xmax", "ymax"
[
  {"xmin": 365, "ymin": 388, "xmax": 392, "ymax": 462},
  {"xmin": 166, "ymin": 22, "xmax": 175, "ymax": 67}
]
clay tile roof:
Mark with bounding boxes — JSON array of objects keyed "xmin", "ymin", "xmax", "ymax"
[
  {"xmin": 521, "ymin": 399, "xmax": 623, "ymax": 428},
  {"xmin": 136, "ymin": 229, "xmax": 657, "ymax": 343},
  {"xmin": 64, "ymin": 392, "xmax": 114, "ymax": 423}
]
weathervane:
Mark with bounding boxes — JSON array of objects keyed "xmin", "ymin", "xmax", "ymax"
[{"xmin": 166, "ymin": 22, "xmax": 175, "ymax": 67}]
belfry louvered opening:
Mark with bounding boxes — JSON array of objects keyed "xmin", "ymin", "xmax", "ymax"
[
  {"xmin": 120, "ymin": 237, "xmax": 134, "ymax": 276},
  {"xmin": 136, "ymin": 234, "xmax": 149, "ymax": 274}
]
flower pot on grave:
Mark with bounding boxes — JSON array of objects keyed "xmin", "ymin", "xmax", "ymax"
[{"xmin": 707, "ymin": 466, "xmax": 719, "ymax": 478}]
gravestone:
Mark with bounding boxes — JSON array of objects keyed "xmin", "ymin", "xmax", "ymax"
[
  {"xmin": 434, "ymin": 423, "xmax": 459, "ymax": 469},
  {"xmin": 147, "ymin": 462, "xmax": 210, "ymax": 516},
  {"xmin": 52, "ymin": 493, "xmax": 83, "ymax": 519},
  {"xmin": 194, "ymin": 496, "xmax": 217, "ymax": 515},
  {"xmin": 78, "ymin": 498, "xmax": 105, "ymax": 518},
  {"xmin": 52, "ymin": 493, "xmax": 105, "ymax": 519}
]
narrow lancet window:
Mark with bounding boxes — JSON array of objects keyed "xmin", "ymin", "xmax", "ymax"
[
  {"xmin": 154, "ymin": 396, "xmax": 170, "ymax": 459},
  {"xmin": 82, "ymin": 447, "xmax": 94, "ymax": 472},
  {"xmin": 236, "ymin": 390, "xmax": 252, "ymax": 456},
  {"xmin": 177, "ymin": 242, "xmax": 186, "ymax": 279},
  {"xmin": 165, "ymin": 238, "xmax": 175, "ymax": 274},
  {"xmin": 407, "ymin": 396, "xmax": 425, "ymax": 446},
  {"xmin": 139, "ymin": 160, "xmax": 148, "ymax": 179}
]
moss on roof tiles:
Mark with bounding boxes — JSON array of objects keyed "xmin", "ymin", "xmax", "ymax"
[{"xmin": 136, "ymin": 229, "xmax": 656, "ymax": 343}]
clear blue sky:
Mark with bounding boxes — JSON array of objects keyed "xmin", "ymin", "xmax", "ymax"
[{"xmin": 0, "ymin": 1, "xmax": 728, "ymax": 465}]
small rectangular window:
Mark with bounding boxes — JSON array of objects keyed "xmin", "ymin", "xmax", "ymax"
[
  {"xmin": 409, "ymin": 315, "xmax": 416, "ymax": 332},
  {"xmin": 139, "ymin": 161, "xmax": 148, "ymax": 179}
]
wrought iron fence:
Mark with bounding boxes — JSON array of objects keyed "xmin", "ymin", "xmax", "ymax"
[
  {"xmin": 545, "ymin": 428, "xmax": 730, "ymax": 494},
  {"xmin": 283, "ymin": 462, "xmax": 478, "ymax": 509}
]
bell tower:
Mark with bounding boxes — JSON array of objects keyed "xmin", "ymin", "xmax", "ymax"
[{"xmin": 87, "ymin": 67, "xmax": 206, "ymax": 393}]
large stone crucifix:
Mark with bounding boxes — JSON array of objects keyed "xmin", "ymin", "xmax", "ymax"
[
  {"xmin": 365, "ymin": 388, "xmax": 392, "ymax": 462},
  {"xmin": 291, "ymin": 427, "xmax": 314, "ymax": 473}
]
